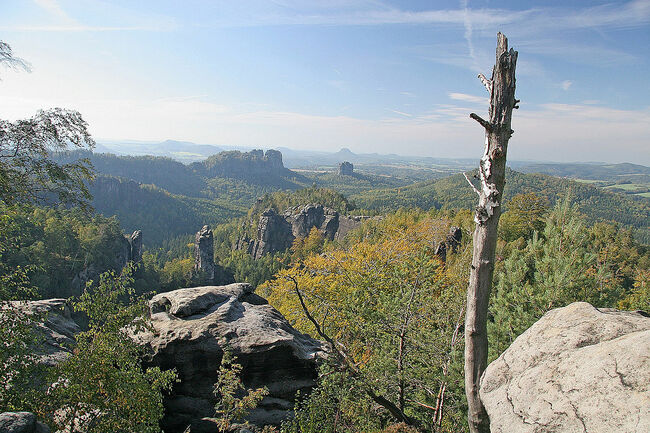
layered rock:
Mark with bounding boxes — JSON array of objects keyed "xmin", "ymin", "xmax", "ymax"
[
  {"xmin": 193, "ymin": 226, "xmax": 233, "ymax": 285},
  {"xmin": 134, "ymin": 284, "xmax": 326, "ymax": 432},
  {"xmin": 5, "ymin": 299, "xmax": 80, "ymax": 366},
  {"xmin": 0, "ymin": 412, "xmax": 51, "ymax": 433},
  {"xmin": 193, "ymin": 150, "xmax": 293, "ymax": 182},
  {"xmin": 243, "ymin": 204, "xmax": 371, "ymax": 259},
  {"xmin": 194, "ymin": 225, "xmax": 216, "ymax": 281},
  {"xmin": 70, "ymin": 229, "xmax": 143, "ymax": 295},
  {"xmin": 480, "ymin": 302, "xmax": 650, "ymax": 433},
  {"xmin": 249, "ymin": 209, "xmax": 293, "ymax": 259}
]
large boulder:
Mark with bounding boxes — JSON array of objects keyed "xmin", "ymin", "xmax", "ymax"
[
  {"xmin": 133, "ymin": 283, "xmax": 326, "ymax": 433},
  {"xmin": 480, "ymin": 302, "xmax": 650, "ymax": 433},
  {"xmin": 0, "ymin": 412, "xmax": 50, "ymax": 433}
]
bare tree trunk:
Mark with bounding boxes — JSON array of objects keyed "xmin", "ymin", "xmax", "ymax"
[{"xmin": 464, "ymin": 33, "xmax": 518, "ymax": 433}]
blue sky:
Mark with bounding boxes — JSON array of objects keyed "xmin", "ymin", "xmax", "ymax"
[{"xmin": 1, "ymin": 0, "xmax": 649, "ymax": 163}]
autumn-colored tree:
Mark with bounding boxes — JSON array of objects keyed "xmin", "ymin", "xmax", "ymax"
[{"xmin": 262, "ymin": 213, "xmax": 468, "ymax": 431}]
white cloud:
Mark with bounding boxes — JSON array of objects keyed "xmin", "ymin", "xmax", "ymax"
[
  {"xmin": 5, "ymin": 89, "xmax": 647, "ymax": 164},
  {"xmin": 448, "ymin": 92, "xmax": 488, "ymax": 105},
  {"xmin": 388, "ymin": 109, "xmax": 412, "ymax": 117},
  {"xmin": 561, "ymin": 80, "xmax": 572, "ymax": 91}
]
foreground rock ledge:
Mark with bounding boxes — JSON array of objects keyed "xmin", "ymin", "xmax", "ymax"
[
  {"xmin": 133, "ymin": 283, "xmax": 326, "ymax": 433},
  {"xmin": 480, "ymin": 302, "xmax": 650, "ymax": 433},
  {"xmin": 0, "ymin": 412, "xmax": 50, "ymax": 433}
]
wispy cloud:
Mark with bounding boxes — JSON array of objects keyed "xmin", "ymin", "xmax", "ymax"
[
  {"xmin": 561, "ymin": 80, "xmax": 572, "ymax": 91},
  {"xmin": 448, "ymin": 92, "xmax": 488, "ymax": 105},
  {"xmin": 3, "ymin": 0, "xmax": 176, "ymax": 32},
  {"xmin": 387, "ymin": 109, "xmax": 412, "ymax": 117},
  {"xmin": 34, "ymin": 0, "xmax": 74, "ymax": 23},
  {"xmin": 0, "ymin": 25, "xmax": 172, "ymax": 32},
  {"xmin": 460, "ymin": 0, "xmax": 478, "ymax": 70}
]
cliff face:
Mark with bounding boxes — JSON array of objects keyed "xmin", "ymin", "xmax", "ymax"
[
  {"xmin": 70, "ymin": 229, "xmax": 143, "ymax": 295},
  {"xmin": 240, "ymin": 204, "xmax": 371, "ymax": 259},
  {"xmin": 193, "ymin": 225, "xmax": 233, "ymax": 285},
  {"xmin": 193, "ymin": 149, "xmax": 294, "ymax": 182}
]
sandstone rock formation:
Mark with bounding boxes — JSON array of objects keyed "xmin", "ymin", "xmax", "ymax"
[
  {"xmin": 194, "ymin": 225, "xmax": 216, "ymax": 281},
  {"xmin": 480, "ymin": 302, "xmax": 650, "ymax": 433},
  {"xmin": 434, "ymin": 226, "xmax": 462, "ymax": 263},
  {"xmin": 0, "ymin": 412, "xmax": 51, "ymax": 433},
  {"xmin": 129, "ymin": 229, "xmax": 143, "ymax": 263},
  {"xmin": 134, "ymin": 284, "xmax": 326, "ymax": 432},
  {"xmin": 242, "ymin": 204, "xmax": 371, "ymax": 259},
  {"xmin": 70, "ymin": 229, "xmax": 142, "ymax": 295},
  {"xmin": 193, "ymin": 226, "xmax": 233, "ymax": 286},
  {"xmin": 193, "ymin": 149, "xmax": 295, "ymax": 183},
  {"xmin": 338, "ymin": 161, "xmax": 354, "ymax": 176},
  {"xmin": 6, "ymin": 299, "xmax": 81, "ymax": 366}
]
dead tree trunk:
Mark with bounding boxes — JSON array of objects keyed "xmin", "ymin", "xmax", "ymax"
[{"xmin": 464, "ymin": 33, "xmax": 518, "ymax": 433}]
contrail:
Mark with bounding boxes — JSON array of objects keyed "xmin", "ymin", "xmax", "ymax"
[{"xmin": 461, "ymin": 0, "xmax": 478, "ymax": 70}]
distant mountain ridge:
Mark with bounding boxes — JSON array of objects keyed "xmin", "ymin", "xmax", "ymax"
[{"xmin": 515, "ymin": 162, "xmax": 650, "ymax": 181}]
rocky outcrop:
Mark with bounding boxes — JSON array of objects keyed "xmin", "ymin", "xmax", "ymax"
[
  {"xmin": 70, "ymin": 229, "xmax": 143, "ymax": 295},
  {"xmin": 0, "ymin": 412, "xmax": 51, "ymax": 433},
  {"xmin": 480, "ymin": 302, "xmax": 650, "ymax": 433},
  {"xmin": 5, "ymin": 299, "xmax": 80, "ymax": 366},
  {"xmin": 338, "ymin": 161, "xmax": 354, "ymax": 176},
  {"xmin": 193, "ymin": 150, "xmax": 294, "ymax": 182},
  {"xmin": 434, "ymin": 226, "xmax": 462, "ymax": 263},
  {"xmin": 243, "ymin": 204, "xmax": 370, "ymax": 259},
  {"xmin": 249, "ymin": 209, "xmax": 294, "ymax": 259},
  {"xmin": 129, "ymin": 230, "xmax": 143, "ymax": 263},
  {"xmin": 194, "ymin": 225, "xmax": 216, "ymax": 281},
  {"xmin": 193, "ymin": 226, "xmax": 233, "ymax": 285},
  {"xmin": 335, "ymin": 215, "xmax": 372, "ymax": 242},
  {"xmin": 134, "ymin": 284, "xmax": 325, "ymax": 432}
]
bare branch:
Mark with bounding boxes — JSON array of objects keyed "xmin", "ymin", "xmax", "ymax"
[
  {"xmin": 463, "ymin": 172, "xmax": 481, "ymax": 196},
  {"xmin": 286, "ymin": 275, "xmax": 419, "ymax": 429},
  {"xmin": 0, "ymin": 41, "xmax": 31, "ymax": 74},
  {"xmin": 478, "ymin": 73, "xmax": 492, "ymax": 94},
  {"xmin": 469, "ymin": 113, "xmax": 492, "ymax": 131}
]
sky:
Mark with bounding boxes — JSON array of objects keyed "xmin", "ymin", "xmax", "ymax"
[{"xmin": 1, "ymin": 0, "xmax": 649, "ymax": 164}]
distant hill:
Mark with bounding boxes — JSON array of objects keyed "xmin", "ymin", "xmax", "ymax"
[
  {"xmin": 54, "ymin": 149, "xmax": 650, "ymax": 245},
  {"xmin": 97, "ymin": 139, "xmax": 223, "ymax": 162},
  {"xmin": 55, "ymin": 151, "xmax": 206, "ymax": 197},
  {"xmin": 352, "ymin": 168, "xmax": 650, "ymax": 243},
  {"xmin": 89, "ymin": 176, "xmax": 245, "ymax": 245},
  {"xmin": 191, "ymin": 149, "xmax": 307, "ymax": 188},
  {"xmin": 516, "ymin": 162, "xmax": 650, "ymax": 182}
]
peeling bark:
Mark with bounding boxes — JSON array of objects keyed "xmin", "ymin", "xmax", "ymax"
[{"xmin": 464, "ymin": 33, "xmax": 518, "ymax": 433}]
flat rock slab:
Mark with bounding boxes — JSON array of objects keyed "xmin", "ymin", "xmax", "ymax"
[{"xmin": 480, "ymin": 302, "xmax": 650, "ymax": 433}]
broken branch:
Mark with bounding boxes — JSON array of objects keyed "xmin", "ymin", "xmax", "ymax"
[
  {"xmin": 470, "ymin": 113, "xmax": 492, "ymax": 131},
  {"xmin": 463, "ymin": 172, "xmax": 481, "ymax": 196},
  {"xmin": 478, "ymin": 73, "xmax": 492, "ymax": 94}
]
